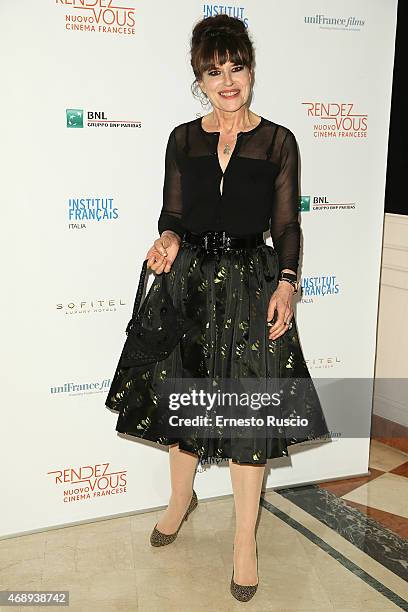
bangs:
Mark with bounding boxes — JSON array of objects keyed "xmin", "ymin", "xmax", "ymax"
[{"xmin": 193, "ymin": 35, "xmax": 252, "ymax": 78}]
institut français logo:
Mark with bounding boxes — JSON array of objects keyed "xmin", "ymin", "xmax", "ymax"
[{"xmin": 203, "ymin": 4, "xmax": 249, "ymax": 27}]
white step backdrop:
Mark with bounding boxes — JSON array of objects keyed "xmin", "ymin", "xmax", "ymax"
[{"xmin": 1, "ymin": 0, "xmax": 397, "ymax": 537}]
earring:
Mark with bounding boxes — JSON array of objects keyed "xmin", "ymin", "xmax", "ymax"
[{"xmin": 200, "ymin": 91, "xmax": 210, "ymax": 108}]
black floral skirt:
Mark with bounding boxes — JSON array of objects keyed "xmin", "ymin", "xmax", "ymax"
[{"xmin": 105, "ymin": 240, "xmax": 330, "ymax": 465}]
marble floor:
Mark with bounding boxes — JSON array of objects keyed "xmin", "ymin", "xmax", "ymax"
[{"xmin": 0, "ymin": 439, "xmax": 407, "ymax": 611}]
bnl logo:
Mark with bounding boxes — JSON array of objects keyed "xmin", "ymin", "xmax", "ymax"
[
  {"xmin": 66, "ymin": 109, "xmax": 83, "ymax": 128},
  {"xmin": 300, "ymin": 196, "xmax": 310, "ymax": 212},
  {"xmin": 66, "ymin": 109, "xmax": 108, "ymax": 128}
]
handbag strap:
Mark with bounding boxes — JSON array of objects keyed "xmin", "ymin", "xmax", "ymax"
[
  {"xmin": 131, "ymin": 259, "xmax": 149, "ymax": 318},
  {"xmin": 131, "ymin": 258, "xmax": 171, "ymax": 319}
]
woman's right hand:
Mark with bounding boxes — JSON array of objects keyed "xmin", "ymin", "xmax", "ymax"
[{"xmin": 146, "ymin": 230, "xmax": 181, "ymax": 274}]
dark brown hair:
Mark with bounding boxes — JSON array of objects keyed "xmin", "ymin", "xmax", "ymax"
[{"xmin": 190, "ymin": 15, "xmax": 255, "ymax": 98}]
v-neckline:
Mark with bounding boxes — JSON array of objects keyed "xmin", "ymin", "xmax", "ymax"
[
  {"xmin": 217, "ymin": 143, "xmax": 235, "ymax": 195},
  {"xmin": 217, "ymin": 136, "xmax": 239, "ymax": 174},
  {"xmin": 198, "ymin": 115, "xmax": 264, "ymax": 195}
]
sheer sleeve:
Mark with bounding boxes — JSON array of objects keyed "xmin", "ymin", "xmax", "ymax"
[
  {"xmin": 270, "ymin": 128, "xmax": 301, "ymax": 276},
  {"xmin": 157, "ymin": 127, "xmax": 185, "ymax": 238}
]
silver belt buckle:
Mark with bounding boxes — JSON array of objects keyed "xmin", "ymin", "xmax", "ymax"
[{"xmin": 203, "ymin": 231, "xmax": 229, "ymax": 253}]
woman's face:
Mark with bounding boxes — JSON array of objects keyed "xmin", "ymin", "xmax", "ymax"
[{"xmin": 198, "ymin": 59, "xmax": 252, "ymax": 112}]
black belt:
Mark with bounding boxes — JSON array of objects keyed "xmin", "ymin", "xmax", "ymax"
[{"xmin": 182, "ymin": 230, "xmax": 264, "ymax": 252}]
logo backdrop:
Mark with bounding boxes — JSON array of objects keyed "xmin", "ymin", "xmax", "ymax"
[{"xmin": 1, "ymin": 0, "xmax": 398, "ymax": 537}]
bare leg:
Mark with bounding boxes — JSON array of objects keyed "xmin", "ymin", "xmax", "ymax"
[
  {"xmin": 155, "ymin": 443, "xmax": 199, "ymax": 534},
  {"xmin": 229, "ymin": 460, "xmax": 265, "ymax": 585}
]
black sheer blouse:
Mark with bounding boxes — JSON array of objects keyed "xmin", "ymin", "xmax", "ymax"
[{"xmin": 158, "ymin": 116, "xmax": 301, "ymax": 275}]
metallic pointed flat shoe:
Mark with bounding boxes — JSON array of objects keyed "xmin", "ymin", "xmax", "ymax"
[
  {"xmin": 150, "ymin": 489, "xmax": 198, "ymax": 547},
  {"xmin": 230, "ymin": 541, "xmax": 259, "ymax": 602}
]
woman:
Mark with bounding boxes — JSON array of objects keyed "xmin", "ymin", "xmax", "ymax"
[{"xmin": 106, "ymin": 14, "xmax": 330, "ymax": 602}]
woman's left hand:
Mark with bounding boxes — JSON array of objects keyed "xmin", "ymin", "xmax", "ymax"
[{"xmin": 267, "ymin": 282, "xmax": 295, "ymax": 340}]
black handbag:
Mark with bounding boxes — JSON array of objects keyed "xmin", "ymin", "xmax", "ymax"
[{"xmin": 118, "ymin": 259, "xmax": 189, "ymax": 368}]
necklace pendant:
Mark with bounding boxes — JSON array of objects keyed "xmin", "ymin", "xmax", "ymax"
[{"xmin": 223, "ymin": 143, "xmax": 231, "ymax": 155}]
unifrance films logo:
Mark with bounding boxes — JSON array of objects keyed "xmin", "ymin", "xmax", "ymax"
[
  {"xmin": 203, "ymin": 4, "xmax": 249, "ymax": 27},
  {"xmin": 302, "ymin": 102, "xmax": 368, "ymax": 139},
  {"xmin": 301, "ymin": 275, "xmax": 340, "ymax": 302},
  {"xmin": 68, "ymin": 197, "xmax": 119, "ymax": 230},
  {"xmin": 47, "ymin": 462, "xmax": 127, "ymax": 504},
  {"xmin": 50, "ymin": 378, "xmax": 111, "ymax": 396},
  {"xmin": 301, "ymin": 195, "xmax": 356, "ymax": 213},
  {"xmin": 57, "ymin": 0, "xmax": 136, "ymax": 36},
  {"xmin": 66, "ymin": 109, "xmax": 142, "ymax": 129},
  {"xmin": 304, "ymin": 14, "xmax": 365, "ymax": 31}
]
